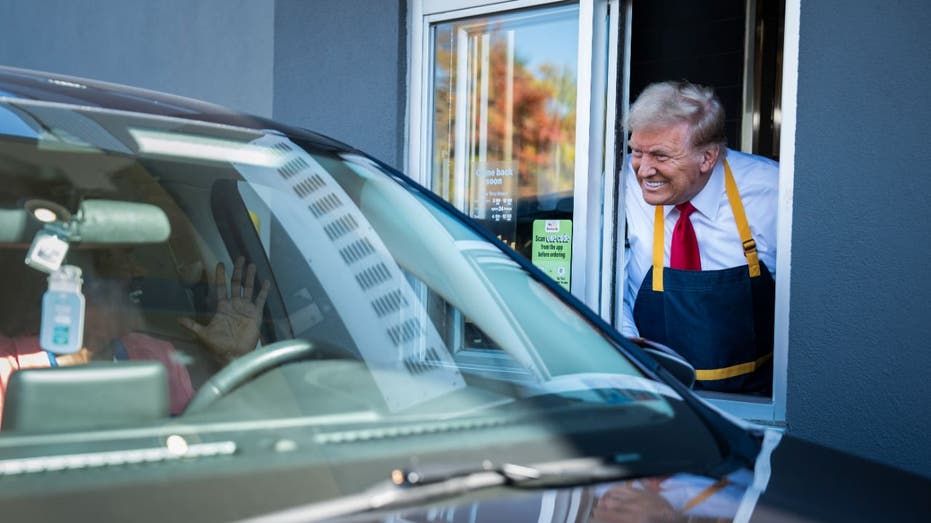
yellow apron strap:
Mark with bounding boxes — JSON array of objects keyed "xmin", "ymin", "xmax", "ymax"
[
  {"xmin": 682, "ymin": 477, "xmax": 731, "ymax": 512},
  {"xmin": 651, "ymin": 159, "xmax": 760, "ymax": 291},
  {"xmin": 695, "ymin": 351, "xmax": 773, "ymax": 381},
  {"xmin": 652, "ymin": 206, "xmax": 665, "ymax": 291},
  {"xmin": 724, "ymin": 160, "xmax": 761, "ymax": 278}
]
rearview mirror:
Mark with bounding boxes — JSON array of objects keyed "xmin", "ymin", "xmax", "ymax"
[
  {"xmin": 72, "ymin": 199, "xmax": 171, "ymax": 244},
  {"xmin": 0, "ymin": 199, "xmax": 171, "ymax": 245}
]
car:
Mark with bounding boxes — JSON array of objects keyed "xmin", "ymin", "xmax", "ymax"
[{"xmin": 0, "ymin": 65, "xmax": 927, "ymax": 523}]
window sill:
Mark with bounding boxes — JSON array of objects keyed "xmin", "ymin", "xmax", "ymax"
[{"xmin": 698, "ymin": 391, "xmax": 786, "ymax": 429}]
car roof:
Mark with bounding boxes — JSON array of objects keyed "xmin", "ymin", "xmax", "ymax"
[{"xmin": 0, "ymin": 65, "xmax": 351, "ymax": 152}]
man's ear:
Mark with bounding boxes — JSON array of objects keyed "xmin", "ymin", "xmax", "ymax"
[{"xmin": 699, "ymin": 146, "xmax": 720, "ymax": 174}]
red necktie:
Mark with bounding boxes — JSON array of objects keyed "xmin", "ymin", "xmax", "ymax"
[{"xmin": 670, "ymin": 202, "xmax": 701, "ymax": 270}]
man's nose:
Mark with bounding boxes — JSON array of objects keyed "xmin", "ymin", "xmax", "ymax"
[{"xmin": 635, "ymin": 155, "xmax": 655, "ymax": 176}]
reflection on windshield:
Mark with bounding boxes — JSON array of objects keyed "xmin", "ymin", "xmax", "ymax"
[{"xmin": 233, "ymin": 134, "xmax": 466, "ymax": 412}]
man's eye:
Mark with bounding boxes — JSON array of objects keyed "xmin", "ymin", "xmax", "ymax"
[
  {"xmin": 655, "ymin": 154, "xmax": 669, "ymax": 162},
  {"xmin": 630, "ymin": 149, "xmax": 642, "ymax": 157}
]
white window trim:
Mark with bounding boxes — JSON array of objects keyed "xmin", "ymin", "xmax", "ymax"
[
  {"xmin": 408, "ymin": 0, "xmax": 587, "ymax": 176},
  {"xmin": 591, "ymin": 0, "xmax": 622, "ymax": 319},
  {"xmin": 407, "ymin": 0, "xmax": 618, "ymax": 309},
  {"xmin": 573, "ymin": 0, "xmax": 596, "ymax": 306}
]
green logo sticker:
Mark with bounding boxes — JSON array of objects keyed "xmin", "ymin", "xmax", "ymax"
[{"xmin": 532, "ymin": 220, "xmax": 572, "ymax": 290}]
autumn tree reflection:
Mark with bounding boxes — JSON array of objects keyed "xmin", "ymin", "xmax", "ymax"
[{"xmin": 431, "ymin": 11, "xmax": 578, "ymax": 256}]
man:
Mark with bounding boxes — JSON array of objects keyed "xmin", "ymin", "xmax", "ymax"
[
  {"xmin": 621, "ymin": 81, "xmax": 778, "ymax": 394},
  {"xmin": 591, "ymin": 470, "xmax": 751, "ymax": 522}
]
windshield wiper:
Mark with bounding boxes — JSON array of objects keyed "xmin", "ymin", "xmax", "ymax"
[{"xmin": 237, "ymin": 455, "xmax": 642, "ymax": 523}]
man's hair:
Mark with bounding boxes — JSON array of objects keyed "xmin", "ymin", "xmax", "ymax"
[{"xmin": 626, "ymin": 81, "xmax": 727, "ymax": 153}]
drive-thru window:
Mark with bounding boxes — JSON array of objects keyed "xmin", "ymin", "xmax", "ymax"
[{"xmin": 408, "ymin": 0, "xmax": 793, "ymax": 424}]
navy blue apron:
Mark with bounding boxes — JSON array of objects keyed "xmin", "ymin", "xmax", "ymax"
[{"xmin": 632, "ymin": 161, "xmax": 774, "ymax": 394}]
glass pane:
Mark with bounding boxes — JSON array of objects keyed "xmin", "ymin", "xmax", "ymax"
[{"xmin": 431, "ymin": 5, "xmax": 579, "ymax": 265}]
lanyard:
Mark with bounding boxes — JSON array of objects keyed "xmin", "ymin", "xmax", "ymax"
[
  {"xmin": 682, "ymin": 477, "xmax": 731, "ymax": 512},
  {"xmin": 651, "ymin": 160, "xmax": 761, "ymax": 292}
]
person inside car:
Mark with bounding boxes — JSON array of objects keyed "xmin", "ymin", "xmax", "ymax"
[{"xmin": 0, "ymin": 252, "xmax": 269, "ymax": 423}]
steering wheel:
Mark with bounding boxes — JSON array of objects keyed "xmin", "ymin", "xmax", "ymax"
[{"xmin": 184, "ymin": 339, "xmax": 320, "ymax": 414}]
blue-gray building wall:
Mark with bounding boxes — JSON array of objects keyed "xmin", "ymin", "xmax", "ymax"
[
  {"xmin": 0, "ymin": 0, "xmax": 275, "ymax": 116},
  {"xmin": 789, "ymin": 0, "xmax": 931, "ymax": 478},
  {"xmin": 272, "ymin": 0, "xmax": 407, "ymax": 169},
  {"xmin": 0, "ymin": 0, "xmax": 406, "ymax": 168}
]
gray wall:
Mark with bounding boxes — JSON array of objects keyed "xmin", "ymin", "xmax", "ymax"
[
  {"xmin": 0, "ymin": 0, "xmax": 407, "ymax": 168},
  {"xmin": 272, "ymin": 0, "xmax": 407, "ymax": 169},
  {"xmin": 788, "ymin": 0, "xmax": 931, "ymax": 477},
  {"xmin": 0, "ymin": 0, "xmax": 275, "ymax": 116}
]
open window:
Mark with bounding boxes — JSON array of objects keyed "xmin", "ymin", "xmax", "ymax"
[{"xmin": 615, "ymin": 0, "xmax": 794, "ymax": 424}]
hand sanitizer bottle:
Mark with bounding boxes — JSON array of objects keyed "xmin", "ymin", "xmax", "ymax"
[{"xmin": 39, "ymin": 265, "xmax": 85, "ymax": 354}]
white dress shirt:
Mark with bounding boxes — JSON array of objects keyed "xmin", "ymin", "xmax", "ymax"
[{"xmin": 621, "ymin": 149, "xmax": 779, "ymax": 337}]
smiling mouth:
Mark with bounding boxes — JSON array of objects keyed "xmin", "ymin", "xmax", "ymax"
[{"xmin": 643, "ymin": 180, "xmax": 668, "ymax": 189}]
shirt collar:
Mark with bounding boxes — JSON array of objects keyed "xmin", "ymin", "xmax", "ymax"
[{"xmin": 664, "ymin": 156, "xmax": 725, "ymax": 219}]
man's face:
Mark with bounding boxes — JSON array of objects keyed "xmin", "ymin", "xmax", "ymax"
[{"xmin": 629, "ymin": 122, "xmax": 717, "ymax": 206}]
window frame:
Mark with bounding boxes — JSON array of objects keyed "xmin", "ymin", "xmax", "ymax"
[{"xmin": 407, "ymin": 0, "xmax": 620, "ymax": 311}]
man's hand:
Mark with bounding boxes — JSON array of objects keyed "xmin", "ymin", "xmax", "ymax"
[
  {"xmin": 591, "ymin": 483, "xmax": 686, "ymax": 523},
  {"xmin": 178, "ymin": 257, "xmax": 270, "ymax": 365}
]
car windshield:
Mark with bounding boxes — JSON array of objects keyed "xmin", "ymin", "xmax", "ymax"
[{"xmin": 0, "ymin": 99, "xmax": 721, "ymax": 501}]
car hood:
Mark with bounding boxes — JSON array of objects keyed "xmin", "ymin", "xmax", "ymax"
[{"xmin": 238, "ymin": 431, "xmax": 929, "ymax": 523}]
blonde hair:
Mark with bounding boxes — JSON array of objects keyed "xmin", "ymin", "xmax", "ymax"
[{"xmin": 626, "ymin": 81, "xmax": 727, "ymax": 153}]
